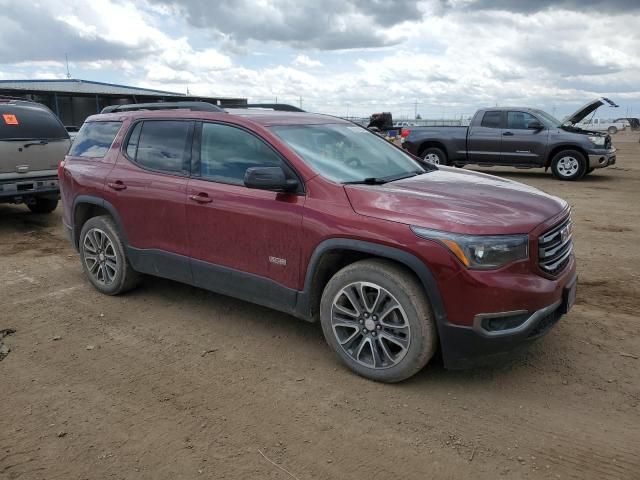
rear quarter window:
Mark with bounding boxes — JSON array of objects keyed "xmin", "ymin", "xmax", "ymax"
[
  {"xmin": 480, "ymin": 111, "xmax": 502, "ymax": 128},
  {"xmin": 0, "ymin": 104, "xmax": 69, "ymax": 140},
  {"xmin": 68, "ymin": 121, "xmax": 123, "ymax": 158}
]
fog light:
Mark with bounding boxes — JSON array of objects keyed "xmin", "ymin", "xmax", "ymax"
[{"xmin": 480, "ymin": 312, "xmax": 530, "ymax": 332}]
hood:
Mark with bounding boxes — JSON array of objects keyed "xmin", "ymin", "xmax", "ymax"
[
  {"xmin": 563, "ymin": 97, "xmax": 618, "ymax": 125},
  {"xmin": 344, "ymin": 167, "xmax": 567, "ymax": 235}
]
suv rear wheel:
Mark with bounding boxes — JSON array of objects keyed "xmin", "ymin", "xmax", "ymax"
[
  {"xmin": 320, "ymin": 259, "xmax": 437, "ymax": 383},
  {"xmin": 27, "ymin": 197, "xmax": 58, "ymax": 214},
  {"xmin": 79, "ymin": 215, "xmax": 140, "ymax": 295},
  {"xmin": 550, "ymin": 150, "xmax": 587, "ymax": 181}
]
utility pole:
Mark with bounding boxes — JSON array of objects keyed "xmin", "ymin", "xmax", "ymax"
[
  {"xmin": 414, "ymin": 99, "xmax": 418, "ymax": 120},
  {"xmin": 65, "ymin": 53, "xmax": 71, "ymax": 79}
]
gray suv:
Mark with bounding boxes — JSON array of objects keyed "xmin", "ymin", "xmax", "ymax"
[{"xmin": 0, "ymin": 98, "xmax": 70, "ymax": 213}]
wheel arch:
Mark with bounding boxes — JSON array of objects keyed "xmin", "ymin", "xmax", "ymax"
[
  {"xmin": 296, "ymin": 239, "xmax": 447, "ymax": 328},
  {"xmin": 417, "ymin": 141, "xmax": 449, "ymax": 159},
  {"xmin": 72, "ymin": 196, "xmax": 128, "ymax": 249},
  {"xmin": 545, "ymin": 144, "xmax": 589, "ymax": 168}
]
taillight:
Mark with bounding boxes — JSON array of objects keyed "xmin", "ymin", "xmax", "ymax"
[{"xmin": 400, "ymin": 128, "xmax": 411, "ymax": 138}]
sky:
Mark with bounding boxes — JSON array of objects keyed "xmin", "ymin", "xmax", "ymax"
[{"xmin": 1, "ymin": 0, "xmax": 639, "ymax": 119}]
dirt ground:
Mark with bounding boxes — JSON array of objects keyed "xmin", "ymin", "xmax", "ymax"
[{"xmin": 1, "ymin": 133, "xmax": 639, "ymax": 480}]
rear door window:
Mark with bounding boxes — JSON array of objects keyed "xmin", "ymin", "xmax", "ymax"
[
  {"xmin": 126, "ymin": 120, "xmax": 192, "ymax": 175},
  {"xmin": 480, "ymin": 111, "xmax": 502, "ymax": 128},
  {"xmin": 68, "ymin": 121, "xmax": 122, "ymax": 158},
  {"xmin": 0, "ymin": 104, "xmax": 69, "ymax": 140}
]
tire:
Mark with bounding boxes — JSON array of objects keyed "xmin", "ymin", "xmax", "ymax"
[
  {"xmin": 79, "ymin": 215, "xmax": 140, "ymax": 295},
  {"xmin": 607, "ymin": 126, "xmax": 618, "ymax": 134},
  {"xmin": 550, "ymin": 150, "xmax": 587, "ymax": 181},
  {"xmin": 422, "ymin": 147, "xmax": 448, "ymax": 166},
  {"xmin": 320, "ymin": 259, "xmax": 437, "ymax": 383},
  {"xmin": 27, "ymin": 197, "xmax": 58, "ymax": 214}
]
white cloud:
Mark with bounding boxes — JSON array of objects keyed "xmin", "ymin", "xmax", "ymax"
[
  {"xmin": 0, "ymin": 0, "xmax": 638, "ymax": 118},
  {"xmin": 293, "ymin": 54, "xmax": 323, "ymax": 68}
]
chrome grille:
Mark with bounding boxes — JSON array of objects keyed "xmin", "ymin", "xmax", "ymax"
[{"xmin": 538, "ymin": 216, "xmax": 573, "ymax": 275}]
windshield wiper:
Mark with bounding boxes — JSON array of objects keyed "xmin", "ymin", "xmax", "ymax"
[
  {"xmin": 344, "ymin": 177, "xmax": 389, "ymax": 185},
  {"xmin": 344, "ymin": 170, "xmax": 427, "ymax": 186}
]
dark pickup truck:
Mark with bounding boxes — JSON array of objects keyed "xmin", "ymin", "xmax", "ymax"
[{"xmin": 402, "ymin": 98, "xmax": 618, "ymax": 180}]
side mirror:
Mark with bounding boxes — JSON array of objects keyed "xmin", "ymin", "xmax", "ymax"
[
  {"xmin": 244, "ymin": 166, "xmax": 298, "ymax": 192},
  {"xmin": 528, "ymin": 121, "xmax": 544, "ymax": 130}
]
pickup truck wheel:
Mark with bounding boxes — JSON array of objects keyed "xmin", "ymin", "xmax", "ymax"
[
  {"xmin": 27, "ymin": 197, "xmax": 58, "ymax": 214},
  {"xmin": 79, "ymin": 215, "xmax": 141, "ymax": 295},
  {"xmin": 320, "ymin": 259, "xmax": 437, "ymax": 383},
  {"xmin": 550, "ymin": 150, "xmax": 587, "ymax": 181},
  {"xmin": 607, "ymin": 126, "xmax": 618, "ymax": 134},
  {"xmin": 423, "ymin": 147, "xmax": 447, "ymax": 166}
]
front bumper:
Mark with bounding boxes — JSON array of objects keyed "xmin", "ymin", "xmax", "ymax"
[
  {"xmin": 439, "ymin": 271, "xmax": 577, "ymax": 369},
  {"xmin": 588, "ymin": 148, "xmax": 616, "ymax": 169}
]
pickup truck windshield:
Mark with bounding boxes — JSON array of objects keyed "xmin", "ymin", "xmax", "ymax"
[
  {"xmin": 270, "ymin": 124, "xmax": 424, "ymax": 183},
  {"xmin": 532, "ymin": 109, "xmax": 562, "ymax": 128}
]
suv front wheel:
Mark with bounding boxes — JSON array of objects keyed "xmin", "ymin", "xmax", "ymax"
[
  {"xmin": 79, "ymin": 215, "xmax": 140, "ymax": 295},
  {"xmin": 320, "ymin": 259, "xmax": 437, "ymax": 383}
]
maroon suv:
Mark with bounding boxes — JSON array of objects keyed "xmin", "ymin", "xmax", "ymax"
[{"xmin": 59, "ymin": 103, "xmax": 577, "ymax": 382}]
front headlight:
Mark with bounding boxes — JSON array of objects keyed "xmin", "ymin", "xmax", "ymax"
[
  {"xmin": 411, "ymin": 226, "xmax": 529, "ymax": 269},
  {"xmin": 588, "ymin": 135, "xmax": 605, "ymax": 146}
]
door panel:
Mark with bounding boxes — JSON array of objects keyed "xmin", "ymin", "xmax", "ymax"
[
  {"xmin": 187, "ymin": 179, "xmax": 305, "ymax": 290},
  {"xmin": 467, "ymin": 111, "xmax": 503, "ymax": 164},
  {"xmin": 103, "ymin": 120, "xmax": 193, "ymax": 283},
  {"xmin": 500, "ymin": 111, "xmax": 549, "ymax": 165}
]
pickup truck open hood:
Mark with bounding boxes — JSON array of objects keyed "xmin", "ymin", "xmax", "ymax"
[
  {"xmin": 344, "ymin": 167, "xmax": 567, "ymax": 235},
  {"xmin": 563, "ymin": 97, "xmax": 618, "ymax": 125}
]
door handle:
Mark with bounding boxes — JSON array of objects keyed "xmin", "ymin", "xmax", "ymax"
[
  {"xmin": 502, "ymin": 131, "xmax": 514, "ymax": 136},
  {"xmin": 107, "ymin": 181, "xmax": 127, "ymax": 191},
  {"xmin": 189, "ymin": 193, "xmax": 213, "ymax": 204}
]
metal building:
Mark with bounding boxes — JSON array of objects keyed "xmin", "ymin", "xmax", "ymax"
[{"xmin": 0, "ymin": 79, "xmax": 246, "ymax": 126}]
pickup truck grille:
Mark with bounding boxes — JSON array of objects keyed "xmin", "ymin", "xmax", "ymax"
[{"xmin": 538, "ymin": 216, "xmax": 573, "ymax": 276}]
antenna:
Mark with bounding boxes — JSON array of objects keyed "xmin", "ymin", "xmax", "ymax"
[{"xmin": 65, "ymin": 54, "xmax": 71, "ymax": 79}]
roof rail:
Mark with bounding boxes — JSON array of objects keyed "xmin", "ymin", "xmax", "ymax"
[
  {"xmin": 101, "ymin": 101, "xmax": 225, "ymax": 114},
  {"xmin": 226, "ymin": 103, "xmax": 305, "ymax": 112}
]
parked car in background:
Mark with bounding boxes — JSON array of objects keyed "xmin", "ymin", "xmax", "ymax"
[
  {"xmin": 402, "ymin": 98, "xmax": 617, "ymax": 181},
  {"xmin": 1, "ymin": 98, "xmax": 70, "ymax": 213},
  {"xmin": 574, "ymin": 118, "xmax": 625, "ymax": 134},
  {"xmin": 59, "ymin": 102, "xmax": 577, "ymax": 382},
  {"xmin": 613, "ymin": 117, "xmax": 640, "ymax": 131}
]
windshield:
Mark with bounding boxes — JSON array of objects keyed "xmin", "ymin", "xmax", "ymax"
[
  {"xmin": 270, "ymin": 123, "xmax": 424, "ymax": 183},
  {"xmin": 532, "ymin": 109, "xmax": 562, "ymax": 128}
]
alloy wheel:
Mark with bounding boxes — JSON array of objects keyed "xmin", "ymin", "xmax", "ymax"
[
  {"xmin": 331, "ymin": 282, "xmax": 411, "ymax": 369},
  {"xmin": 556, "ymin": 156, "xmax": 579, "ymax": 178},
  {"xmin": 83, "ymin": 228, "xmax": 118, "ymax": 285}
]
